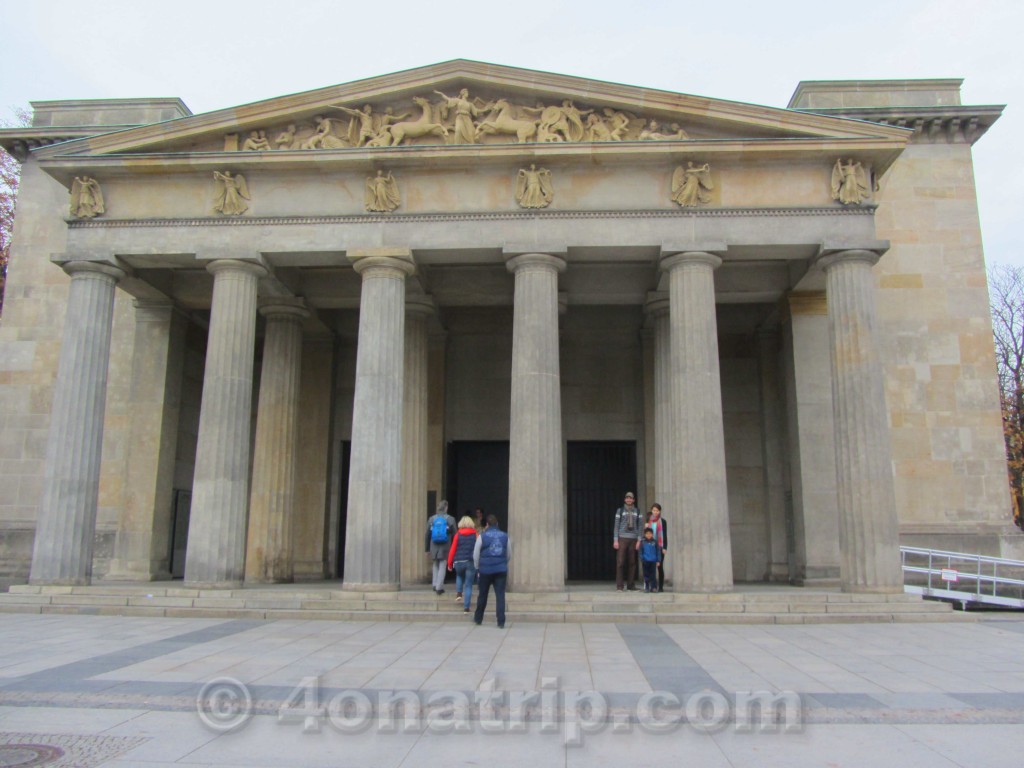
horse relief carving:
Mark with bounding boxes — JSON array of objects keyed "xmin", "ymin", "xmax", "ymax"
[{"xmin": 225, "ymin": 90, "xmax": 693, "ymax": 150}]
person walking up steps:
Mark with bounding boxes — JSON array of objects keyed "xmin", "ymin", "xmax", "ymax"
[
  {"xmin": 473, "ymin": 515, "xmax": 511, "ymax": 628},
  {"xmin": 426, "ymin": 500, "xmax": 455, "ymax": 594},
  {"xmin": 448, "ymin": 515, "xmax": 479, "ymax": 612}
]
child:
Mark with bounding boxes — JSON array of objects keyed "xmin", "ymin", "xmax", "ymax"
[{"xmin": 639, "ymin": 527, "xmax": 661, "ymax": 593}]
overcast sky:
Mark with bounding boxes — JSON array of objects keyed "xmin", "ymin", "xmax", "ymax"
[{"xmin": 3, "ymin": 0, "xmax": 1021, "ymax": 267}]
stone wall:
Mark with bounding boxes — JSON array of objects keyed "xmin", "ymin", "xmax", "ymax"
[{"xmin": 874, "ymin": 142, "xmax": 1016, "ymax": 554}]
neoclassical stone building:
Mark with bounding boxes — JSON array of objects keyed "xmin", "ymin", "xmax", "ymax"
[{"xmin": 0, "ymin": 61, "xmax": 1016, "ymax": 593}]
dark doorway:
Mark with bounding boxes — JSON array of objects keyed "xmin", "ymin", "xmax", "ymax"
[
  {"xmin": 169, "ymin": 489, "xmax": 191, "ymax": 579},
  {"xmin": 335, "ymin": 440, "xmax": 351, "ymax": 578},
  {"xmin": 567, "ymin": 441, "xmax": 637, "ymax": 581},
  {"xmin": 446, "ymin": 441, "xmax": 510, "ymax": 526}
]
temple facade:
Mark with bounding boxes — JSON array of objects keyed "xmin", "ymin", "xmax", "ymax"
[{"xmin": 0, "ymin": 61, "xmax": 1016, "ymax": 593}]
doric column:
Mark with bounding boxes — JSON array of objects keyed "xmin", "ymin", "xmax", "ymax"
[
  {"xmin": 781, "ymin": 293, "xmax": 841, "ymax": 585},
  {"xmin": 245, "ymin": 298, "xmax": 309, "ymax": 583},
  {"xmin": 184, "ymin": 259, "xmax": 266, "ymax": 588},
  {"xmin": 292, "ymin": 333, "xmax": 335, "ymax": 580},
  {"xmin": 401, "ymin": 296, "xmax": 434, "ymax": 585},
  {"xmin": 30, "ymin": 260, "xmax": 126, "ymax": 585},
  {"xmin": 107, "ymin": 300, "xmax": 187, "ymax": 581},
  {"xmin": 817, "ymin": 248, "xmax": 903, "ymax": 592},
  {"xmin": 506, "ymin": 252, "xmax": 566, "ymax": 591},
  {"xmin": 757, "ymin": 329, "xmax": 790, "ymax": 581},
  {"xmin": 646, "ymin": 293, "xmax": 674, "ymax": 585},
  {"xmin": 343, "ymin": 249, "xmax": 416, "ymax": 590},
  {"xmin": 660, "ymin": 249, "xmax": 733, "ymax": 592}
]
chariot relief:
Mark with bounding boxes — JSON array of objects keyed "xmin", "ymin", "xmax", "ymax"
[{"xmin": 222, "ymin": 89, "xmax": 693, "ymax": 151}]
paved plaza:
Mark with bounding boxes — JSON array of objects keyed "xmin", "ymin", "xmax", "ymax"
[{"xmin": 0, "ymin": 612, "xmax": 1022, "ymax": 766}]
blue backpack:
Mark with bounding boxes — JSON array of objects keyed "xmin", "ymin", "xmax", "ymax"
[{"xmin": 430, "ymin": 515, "xmax": 449, "ymax": 544}]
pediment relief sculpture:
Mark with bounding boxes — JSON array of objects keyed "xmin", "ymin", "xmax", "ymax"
[
  {"xmin": 365, "ymin": 170, "xmax": 400, "ymax": 212},
  {"xmin": 212, "ymin": 171, "xmax": 249, "ymax": 215},
  {"xmin": 69, "ymin": 176, "xmax": 105, "ymax": 218},
  {"xmin": 515, "ymin": 164, "xmax": 554, "ymax": 209},
  {"xmin": 670, "ymin": 162, "xmax": 713, "ymax": 207},
  {"xmin": 830, "ymin": 158, "xmax": 870, "ymax": 205},
  {"xmin": 221, "ymin": 89, "xmax": 693, "ymax": 151}
]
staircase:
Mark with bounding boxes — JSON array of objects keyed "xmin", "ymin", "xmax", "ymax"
[{"xmin": 0, "ymin": 583, "xmax": 964, "ymax": 624}]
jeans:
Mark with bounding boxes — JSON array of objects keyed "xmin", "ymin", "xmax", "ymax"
[
  {"xmin": 473, "ymin": 571, "xmax": 507, "ymax": 627},
  {"xmin": 453, "ymin": 560, "xmax": 476, "ymax": 609},
  {"xmin": 642, "ymin": 561, "xmax": 658, "ymax": 591}
]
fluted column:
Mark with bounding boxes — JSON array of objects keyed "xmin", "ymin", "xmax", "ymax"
[
  {"xmin": 107, "ymin": 300, "xmax": 187, "ymax": 581},
  {"xmin": 506, "ymin": 252, "xmax": 566, "ymax": 591},
  {"xmin": 401, "ymin": 297, "xmax": 434, "ymax": 585},
  {"xmin": 245, "ymin": 298, "xmax": 309, "ymax": 583},
  {"xmin": 661, "ymin": 250, "xmax": 733, "ymax": 592},
  {"xmin": 184, "ymin": 259, "xmax": 266, "ymax": 587},
  {"xmin": 817, "ymin": 248, "xmax": 903, "ymax": 592},
  {"xmin": 646, "ymin": 293, "xmax": 674, "ymax": 585},
  {"xmin": 343, "ymin": 249, "xmax": 416, "ymax": 590},
  {"xmin": 30, "ymin": 261, "xmax": 126, "ymax": 585},
  {"xmin": 757, "ymin": 329, "xmax": 790, "ymax": 581}
]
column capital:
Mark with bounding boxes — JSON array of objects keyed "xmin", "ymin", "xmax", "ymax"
[
  {"xmin": 62, "ymin": 260, "xmax": 128, "ymax": 282},
  {"xmin": 814, "ymin": 241, "xmax": 889, "ymax": 271},
  {"xmin": 405, "ymin": 295, "xmax": 437, "ymax": 317},
  {"xmin": 660, "ymin": 251, "xmax": 722, "ymax": 273},
  {"xmin": 644, "ymin": 291, "xmax": 670, "ymax": 317},
  {"xmin": 505, "ymin": 252, "xmax": 567, "ymax": 274},
  {"xmin": 347, "ymin": 248, "xmax": 416, "ymax": 278},
  {"xmin": 206, "ymin": 259, "xmax": 268, "ymax": 279},
  {"xmin": 259, "ymin": 297, "xmax": 309, "ymax": 321}
]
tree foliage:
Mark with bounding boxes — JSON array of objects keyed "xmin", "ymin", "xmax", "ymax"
[
  {"xmin": 0, "ymin": 108, "xmax": 31, "ymax": 317},
  {"xmin": 989, "ymin": 264, "xmax": 1024, "ymax": 529}
]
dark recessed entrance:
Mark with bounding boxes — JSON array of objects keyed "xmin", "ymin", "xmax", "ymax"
[
  {"xmin": 567, "ymin": 441, "xmax": 637, "ymax": 581},
  {"xmin": 446, "ymin": 441, "xmax": 510, "ymax": 526}
]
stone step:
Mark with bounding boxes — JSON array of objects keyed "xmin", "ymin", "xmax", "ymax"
[{"xmin": 0, "ymin": 590, "xmax": 962, "ymax": 624}]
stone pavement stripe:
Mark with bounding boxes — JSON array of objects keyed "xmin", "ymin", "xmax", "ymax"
[
  {"xmin": 978, "ymin": 619, "xmax": 1024, "ymax": 636},
  {"xmin": 0, "ymin": 620, "xmax": 262, "ymax": 692},
  {"xmin": 616, "ymin": 623, "xmax": 727, "ymax": 696},
  {"xmin": 806, "ymin": 692, "xmax": 886, "ymax": 709},
  {"xmin": 948, "ymin": 692, "xmax": 1024, "ymax": 708}
]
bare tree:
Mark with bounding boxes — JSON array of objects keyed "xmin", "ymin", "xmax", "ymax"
[
  {"xmin": 989, "ymin": 264, "xmax": 1024, "ymax": 529},
  {"xmin": 0, "ymin": 108, "xmax": 31, "ymax": 317}
]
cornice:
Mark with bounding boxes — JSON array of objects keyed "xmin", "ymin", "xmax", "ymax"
[
  {"xmin": 66, "ymin": 205, "xmax": 875, "ymax": 230},
  {"xmin": 793, "ymin": 105, "xmax": 1003, "ymax": 145},
  {"xmin": 0, "ymin": 126, "xmax": 140, "ymax": 160}
]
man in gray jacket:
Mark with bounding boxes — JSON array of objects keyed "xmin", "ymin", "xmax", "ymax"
[{"xmin": 613, "ymin": 492, "xmax": 642, "ymax": 591}]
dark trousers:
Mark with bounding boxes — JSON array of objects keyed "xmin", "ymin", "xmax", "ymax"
[
  {"xmin": 658, "ymin": 555, "xmax": 665, "ymax": 592},
  {"xmin": 642, "ymin": 561, "xmax": 658, "ymax": 591},
  {"xmin": 615, "ymin": 538, "xmax": 638, "ymax": 589},
  {"xmin": 474, "ymin": 571, "xmax": 507, "ymax": 627}
]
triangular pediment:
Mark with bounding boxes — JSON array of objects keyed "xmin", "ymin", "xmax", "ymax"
[{"xmin": 36, "ymin": 60, "xmax": 909, "ymax": 164}]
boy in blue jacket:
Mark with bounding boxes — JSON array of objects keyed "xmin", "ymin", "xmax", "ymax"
[{"xmin": 639, "ymin": 527, "xmax": 661, "ymax": 593}]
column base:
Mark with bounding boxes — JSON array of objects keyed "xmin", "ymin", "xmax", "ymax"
[
  {"xmin": 28, "ymin": 577, "xmax": 91, "ymax": 587},
  {"xmin": 794, "ymin": 577, "xmax": 842, "ymax": 589},
  {"xmin": 104, "ymin": 560, "xmax": 173, "ymax": 582},
  {"xmin": 184, "ymin": 580, "xmax": 243, "ymax": 590},
  {"xmin": 342, "ymin": 582, "xmax": 400, "ymax": 592},
  {"xmin": 676, "ymin": 583, "xmax": 733, "ymax": 594}
]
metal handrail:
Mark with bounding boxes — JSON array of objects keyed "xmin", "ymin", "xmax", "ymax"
[{"xmin": 900, "ymin": 545, "xmax": 1024, "ymax": 609}]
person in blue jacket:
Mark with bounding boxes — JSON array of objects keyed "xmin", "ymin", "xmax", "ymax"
[
  {"xmin": 639, "ymin": 527, "xmax": 661, "ymax": 593},
  {"xmin": 472, "ymin": 514, "xmax": 511, "ymax": 629}
]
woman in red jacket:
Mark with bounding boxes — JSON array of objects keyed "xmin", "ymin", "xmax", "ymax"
[{"xmin": 448, "ymin": 515, "xmax": 479, "ymax": 613}]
